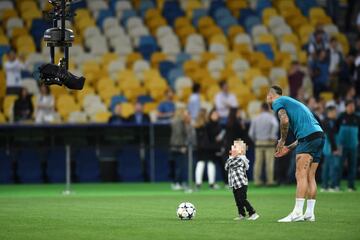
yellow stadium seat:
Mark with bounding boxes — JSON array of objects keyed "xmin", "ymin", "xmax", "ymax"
[
  {"xmin": 249, "ymin": 51, "xmax": 267, "ymax": 66},
  {"xmin": 2, "ymin": 9, "xmax": 18, "ymax": 23},
  {"xmin": 145, "ymin": 8, "xmax": 161, "ymax": 22},
  {"xmin": 226, "ymin": 0, "xmax": 247, "ymax": 11},
  {"xmin": 120, "ymin": 102, "xmax": 135, "ymax": 118},
  {"xmin": 257, "ymin": 58, "xmax": 273, "ymax": 76},
  {"xmin": 233, "ymin": 43, "xmax": 252, "ymax": 55},
  {"xmin": 118, "ymin": 70, "xmax": 138, "ymax": 84},
  {"xmin": 183, "ymin": 60, "xmax": 200, "ymax": 76},
  {"xmin": 0, "ymin": 36, "xmax": 9, "ymax": 45},
  {"xmin": 149, "ymin": 88, "xmax": 165, "ymax": 102},
  {"xmin": 206, "ymin": 84, "xmax": 220, "ymax": 102},
  {"xmin": 96, "ymin": 77, "xmax": 115, "ymax": 93},
  {"xmin": 174, "ymin": 17, "xmax": 192, "ymax": 30},
  {"xmin": 177, "ymin": 26, "xmax": 197, "ymax": 44},
  {"xmin": 50, "ymin": 86, "xmax": 68, "ymax": 99},
  {"xmin": 126, "ymin": 52, "xmax": 143, "ymax": 68},
  {"xmin": 11, "ymin": 27, "xmax": 28, "ymax": 39},
  {"xmin": 123, "ymin": 87, "xmax": 146, "ymax": 102},
  {"xmin": 0, "ymin": 112, "xmax": 6, "ymax": 123},
  {"xmin": 282, "ymin": 33, "xmax": 300, "ymax": 48},
  {"xmin": 75, "ymin": 87, "xmax": 95, "ymax": 104},
  {"xmin": 335, "ymin": 33, "xmax": 349, "ymax": 55},
  {"xmin": 309, "ymin": 7, "xmax": 327, "ymax": 20},
  {"xmin": 200, "ymin": 52, "xmax": 217, "ymax": 66},
  {"xmin": 101, "ymin": 53, "xmax": 119, "ymax": 67},
  {"xmin": 288, "ymin": 15, "xmax": 309, "ymax": 29},
  {"xmin": 148, "ymin": 17, "xmax": 167, "ymax": 34},
  {"xmin": 320, "ymin": 92, "xmax": 334, "ymax": 101},
  {"xmin": 99, "ymin": 86, "xmax": 120, "ymax": 106},
  {"xmin": 143, "ymin": 102, "xmax": 157, "ymax": 114},
  {"xmin": 243, "ymin": 68, "xmax": 263, "ymax": 84},
  {"xmin": 151, "ymin": 52, "xmax": 168, "ymax": 68},
  {"xmin": 143, "ymin": 69, "xmax": 162, "ymax": 83},
  {"xmin": 94, "ymin": 111, "xmax": 112, "ymax": 123},
  {"xmin": 202, "ymin": 26, "xmax": 223, "ymax": 41},
  {"xmin": 262, "ymin": 7, "xmax": 278, "ymax": 24},
  {"xmin": 228, "ymin": 25, "xmax": 245, "ymax": 42},
  {"xmin": 298, "ymin": 25, "xmax": 314, "ymax": 45},
  {"xmin": 21, "ymin": 10, "xmax": 42, "ymax": 22},
  {"xmin": 3, "ymin": 95, "xmax": 17, "ymax": 119},
  {"xmin": 198, "ymin": 16, "xmax": 215, "ymax": 29},
  {"xmin": 210, "ymin": 34, "xmax": 229, "ymax": 46}
]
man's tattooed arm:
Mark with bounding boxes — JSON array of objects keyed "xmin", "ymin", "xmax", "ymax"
[{"xmin": 278, "ymin": 109, "xmax": 289, "ymax": 144}]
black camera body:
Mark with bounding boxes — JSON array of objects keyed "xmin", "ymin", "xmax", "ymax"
[{"xmin": 39, "ymin": 0, "xmax": 85, "ymax": 90}]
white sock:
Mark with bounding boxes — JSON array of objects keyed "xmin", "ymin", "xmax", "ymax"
[
  {"xmin": 195, "ymin": 161, "xmax": 205, "ymax": 185},
  {"xmin": 207, "ymin": 161, "xmax": 216, "ymax": 185},
  {"xmin": 292, "ymin": 198, "xmax": 305, "ymax": 215},
  {"xmin": 305, "ymin": 199, "xmax": 316, "ymax": 216}
]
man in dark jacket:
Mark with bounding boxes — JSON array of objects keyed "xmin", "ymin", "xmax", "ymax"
[
  {"xmin": 13, "ymin": 87, "xmax": 33, "ymax": 122},
  {"xmin": 128, "ymin": 102, "xmax": 150, "ymax": 124}
]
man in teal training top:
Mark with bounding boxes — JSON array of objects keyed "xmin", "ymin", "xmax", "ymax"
[{"xmin": 267, "ymin": 86, "xmax": 324, "ymax": 222}]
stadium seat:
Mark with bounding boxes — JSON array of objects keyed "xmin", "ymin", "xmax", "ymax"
[
  {"xmin": 74, "ymin": 148, "xmax": 100, "ymax": 182},
  {"xmin": 17, "ymin": 149, "xmax": 43, "ymax": 183},
  {"xmin": 117, "ymin": 146, "xmax": 144, "ymax": 182}
]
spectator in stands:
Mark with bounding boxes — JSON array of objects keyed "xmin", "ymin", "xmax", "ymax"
[
  {"xmin": 108, "ymin": 104, "xmax": 128, "ymax": 124},
  {"xmin": 195, "ymin": 108, "xmax": 223, "ymax": 190},
  {"xmin": 215, "ymin": 81, "xmax": 238, "ymax": 123},
  {"xmin": 336, "ymin": 100, "xmax": 359, "ymax": 191},
  {"xmin": 170, "ymin": 107, "xmax": 195, "ymax": 190},
  {"xmin": 288, "ymin": 61, "xmax": 305, "ymax": 98},
  {"xmin": 128, "ymin": 102, "xmax": 150, "ymax": 124},
  {"xmin": 13, "ymin": 87, "xmax": 33, "ymax": 122},
  {"xmin": 188, "ymin": 83, "xmax": 201, "ymax": 122},
  {"xmin": 326, "ymin": 92, "xmax": 346, "ymax": 114},
  {"xmin": 157, "ymin": 89, "xmax": 175, "ymax": 123},
  {"xmin": 308, "ymin": 28, "xmax": 329, "ymax": 59},
  {"xmin": 248, "ymin": 103, "xmax": 278, "ymax": 186},
  {"xmin": 309, "ymin": 50, "xmax": 330, "ymax": 98},
  {"xmin": 5, "ymin": 50, "xmax": 26, "ymax": 95},
  {"xmin": 224, "ymin": 108, "xmax": 249, "ymax": 160},
  {"xmin": 321, "ymin": 105, "xmax": 341, "ymax": 192},
  {"xmin": 35, "ymin": 85, "xmax": 56, "ymax": 123},
  {"xmin": 328, "ymin": 37, "xmax": 343, "ymax": 90}
]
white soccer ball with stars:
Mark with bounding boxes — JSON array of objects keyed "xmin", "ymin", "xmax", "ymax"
[{"xmin": 177, "ymin": 202, "xmax": 196, "ymax": 220}]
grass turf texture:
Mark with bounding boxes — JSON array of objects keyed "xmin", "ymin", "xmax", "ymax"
[{"xmin": 0, "ymin": 183, "xmax": 359, "ymax": 240}]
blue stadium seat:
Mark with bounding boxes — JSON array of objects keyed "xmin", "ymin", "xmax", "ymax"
[
  {"xmin": 0, "ymin": 45, "xmax": 10, "ymax": 65},
  {"xmin": 238, "ymin": 9, "xmax": 257, "ymax": 25},
  {"xmin": 139, "ymin": 0, "xmax": 155, "ymax": 17},
  {"xmin": 256, "ymin": 44, "xmax": 274, "ymax": 61},
  {"xmin": 137, "ymin": 95, "xmax": 154, "ymax": 104},
  {"xmin": 217, "ymin": 16, "xmax": 237, "ymax": 33},
  {"xmin": 175, "ymin": 53, "xmax": 191, "ymax": 67},
  {"xmin": 74, "ymin": 148, "xmax": 100, "ymax": 182},
  {"xmin": 255, "ymin": 0, "xmax": 272, "ymax": 14},
  {"xmin": 117, "ymin": 146, "xmax": 144, "ymax": 182},
  {"xmin": 159, "ymin": 60, "xmax": 176, "ymax": 81},
  {"xmin": 46, "ymin": 148, "xmax": 66, "ymax": 183},
  {"xmin": 0, "ymin": 149, "xmax": 13, "ymax": 183},
  {"xmin": 17, "ymin": 149, "xmax": 43, "ymax": 183},
  {"xmin": 121, "ymin": 9, "xmax": 137, "ymax": 26},
  {"xmin": 110, "ymin": 95, "xmax": 127, "ymax": 112},
  {"xmin": 138, "ymin": 36, "xmax": 158, "ymax": 60},
  {"xmin": 97, "ymin": 9, "xmax": 114, "ymax": 28},
  {"xmin": 214, "ymin": 7, "xmax": 232, "ymax": 21},
  {"xmin": 70, "ymin": 0, "xmax": 87, "ymax": 11},
  {"xmin": 209, "ymin": 0, "xmax": 226, "ymax": 18},
  {"xmin": 167, "ymin": 67, "xmax": 184, "ymax": 88},
  {"xmin": 244, "ymin": 15, "xmax": 262, "ymax": 33},
  {"xmin": 162, "ymin": 1, "xmax": 185, "ymax": 26}
]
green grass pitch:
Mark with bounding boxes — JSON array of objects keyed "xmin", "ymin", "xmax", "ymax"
[{"xmin": 0, "ymin": 183, "xmax": 359, "ymax": 240}]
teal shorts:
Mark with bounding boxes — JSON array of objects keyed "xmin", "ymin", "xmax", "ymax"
[{"xmin": 295, "ymin": 137, "xmax": 325, "ymax": 163}]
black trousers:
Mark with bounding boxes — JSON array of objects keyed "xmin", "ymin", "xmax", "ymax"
[{"xmin": 232, "ymin": 186, "xmax": 255, "ymax": 217}]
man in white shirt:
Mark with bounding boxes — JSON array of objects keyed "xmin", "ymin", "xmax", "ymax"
[
  {"xmin": 5, "ymin": 50, "xmax": 26, "ymax": 95},
  {"xmin": 248, "ymin": 103, "xmax": 278, "ymax": 186},
  {"xmin": 214, "ymin": 81, "xmax": 238, "ymax": 122}
]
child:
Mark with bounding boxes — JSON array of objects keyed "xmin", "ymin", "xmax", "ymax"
[{"xmin": 225, "ymin": 139, "xmax": 259, "ymax": 220}]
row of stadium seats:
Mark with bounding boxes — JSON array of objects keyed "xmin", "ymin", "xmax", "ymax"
[{"xmin": 0, "ymin": 0, "xmax": 350, "ymax": 123}]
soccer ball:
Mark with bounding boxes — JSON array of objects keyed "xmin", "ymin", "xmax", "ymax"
[{"xmin": 177, "ymin": 202, "xmax": 196, "ymax": 220}]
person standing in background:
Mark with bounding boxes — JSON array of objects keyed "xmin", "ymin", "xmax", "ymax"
[
  {"xmin": 248, "ymin": 103, "xmax": 279, "ymax": 186},
  {"xmin": 321, "ymin": 105, "xmax": 341, "ymax": 192},
  {"xmin": 309, "ymin": 50, "xmax": 330, "ymax": 98},
  {"xmin": 215, "ymin": 81, "xmax": 238, "ymax": 124},
  {"xmin": 170, "ymin": 107, "xmax": 195, "ymax": 190},
  {"xmin": 188, "ymin": 83, "xmax": 201, "ymax": 122},
  {"xmin": 5, "ymin": 50, "xmax": 26, "ymax": 95},
  {"xmin": 128, "ymin": 102, "xmax": 150, "ymax": 124},
  {"xmin": 336, "ymin": 100, "xmax": 360, "ymax": 191},
  {"xmin": 288, "ymin": 61, "xmax": 305, "ymax": 98},
  {"xmin": 13, "ymin": 87, "xmax": 33, "ymax": 123},
  {"xmin": 35, "ymin": 85, "xmax": 56, "ymax": 123}
]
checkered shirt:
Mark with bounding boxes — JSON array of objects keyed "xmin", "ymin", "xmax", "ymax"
[{"xmin": 225, "ymin": 155, "xmax": 249, "ymax": 189}]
